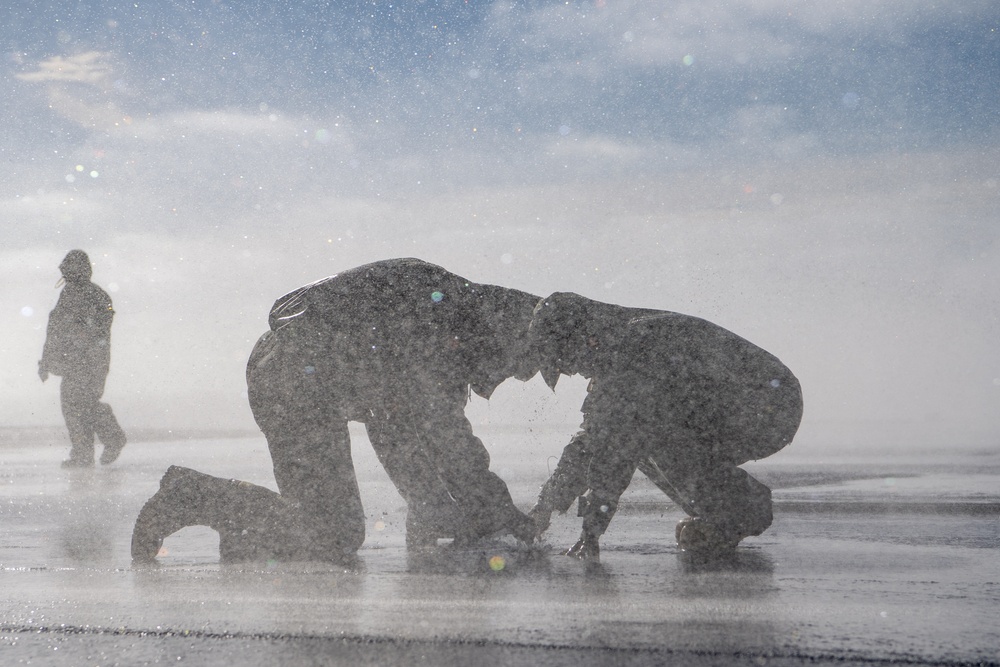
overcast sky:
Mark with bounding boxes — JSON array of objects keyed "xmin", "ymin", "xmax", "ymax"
[{"xmin": 2, "ymin": 1, "xmax": 998, "ymax": 453}]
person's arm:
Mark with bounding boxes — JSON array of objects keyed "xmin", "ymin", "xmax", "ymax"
[
  {"xmin": 529, "ymin": 430, "xmax": 592, "ymax": 535},
  {"xmin": 39, "ymin": 293, "xmax": 69, "ymax": 379},
  {"xmin": 563, "ymin": 382, "xmax": 643, "ymax": 559}
]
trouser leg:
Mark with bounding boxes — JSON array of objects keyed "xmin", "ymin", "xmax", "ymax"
[
  {"xmin": 365, "ymin": 416, "xmax": 465, "ymax": 546},
  {"xmin": 535, "ymin": 431, "xmax": 591, "ymax": 514},
  {"xmin": 368, "ymin": 403, "xmax": 533, "ymax": 545},
  {"xmin": 93, "ymin": 402, "xmax": 127, "ymax": 464},
  {"xmin": 431, "ymin": 435, "xmax": 533, "ymax": 544},
  {"xmin": 639, "ymin": 368, "xmax": 802, "ymax": 546},
  {"xmin": 262, "ymin": 420, "xmax": 366, "ymax": 559},
  {"xmin": 93, "ymin": 402, "xmax": 124, "ymax": 444},
  {"xmin": 247, "ymin": 330, "xmax": 366, "ymax": 560},
  {"xmin": 638, "ymin": 450, "xmax": 773, "ymax": 543},
  {"xmin": 60, "ymin": 374, "xmax": 101, "ymax": 464}
]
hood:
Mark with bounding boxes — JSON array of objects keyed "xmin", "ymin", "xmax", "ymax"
[
  {"xmin": 58, "ymin": 249, "xmax": 92, "ymax": 285},
  {"xmin": 528, "ymin": 292, "xmax": 592, "ymax": 391}
]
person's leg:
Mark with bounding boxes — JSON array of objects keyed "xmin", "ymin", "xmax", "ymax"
[
  {"xmin": 637, "ymin": 372, "xmax": 803, "ymax": 553},
  {"xmin": 262, "ymin": 418, "xmax": 366, "ymax": 559},
  {"xmin": 59, "ymin": 374, "xmax": 100, "ymax": 466},
  {"xmin": 131, "ymin": 466, "xmax": 309, "ymax": 563},
  {"xmin": 640, "ymin": 452, "xmax": 773, "ymax": 548},
  {"xmin": 247, "ymin": 330, "xmax": 366, "ymax": 560},
  {"xmin": 535, "ymin": 431, "xmax": 591, "ymax": 515},
  {"xmin": 94, "ymin": 399, "xmax": 127, "ymax": 464},
  {"xmin": 365, "ymin": 413, "xmax": 466, "ymax": 548},
  {"xmin": 401, "ymin": 398, "xmax": 534, "ymax": 545},
  {"xmin": 368, "ymin": 396, "xmax": 534, "ymax": 546}
]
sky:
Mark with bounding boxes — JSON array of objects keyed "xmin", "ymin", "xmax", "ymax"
[{"xmin": 1, "ymin": 1, "xmax": 998, "ymax": 454}]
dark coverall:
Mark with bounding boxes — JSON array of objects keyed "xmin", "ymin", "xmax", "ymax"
[
  {"xmin": 39, "ymin": 250, "xmax": 126, "ymax": 466},
  {"xmin": 531, "ymin": 293, "xmax": 803, "ymax": 556},
  {"xmin": 246, "ymin": 258, "xmax": 539, "ymax": 556},
  {"xmin": 132, "ymin": 258, "xmax": 538, "ymax": 564}
]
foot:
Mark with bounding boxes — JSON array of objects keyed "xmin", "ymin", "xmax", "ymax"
[
  {"xmin": 100, "ymin": 438, "xmax": 127, "ymax": 465},
  {"xmin": 61, "ymin": 458, "xmax": 94, "ymax": 468},
  {"xmin": 131, "ymin": 466, "xmax": 207, "ymax": 563},
  {"xmin": 676, "ymin": 517, "xmax": 740, "ymax": 556}
]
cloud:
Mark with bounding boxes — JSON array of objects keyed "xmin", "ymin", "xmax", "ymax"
[
  {"xmin": 2, "ymin": 188, "xmax": 110, "ymax": 223},
  {"xmin": 546, "ymin": 134, "xmax": 646, "ymax": 161},
  {"xmin": 501, "ymin": 0, "xmax": 996, "ymax": 72},
  {"xmin": 15, "ymin": 51, "xmax": 126, "ymax": 131},
  {"xmin": 15, "ymin": 51, "xmax": 112, "ymax": 85}
]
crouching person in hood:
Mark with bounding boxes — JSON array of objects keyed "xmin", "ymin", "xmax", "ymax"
[
  {"xmin": 133, "ymin": 259, "xmax": 541, "ymax": 565},
  {"xmin": 527, "ymin": 292, "xmax": 803, "ymax": 560}
]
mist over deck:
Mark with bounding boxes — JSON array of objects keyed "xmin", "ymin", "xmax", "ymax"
[{"xmin": 1, "ymin": 428, "xmax": 997, "ymax": 666}]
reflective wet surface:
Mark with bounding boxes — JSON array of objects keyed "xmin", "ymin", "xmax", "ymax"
[{"xmin": 1, "ymin": 430, "xmax": 998, "ymax": 666}]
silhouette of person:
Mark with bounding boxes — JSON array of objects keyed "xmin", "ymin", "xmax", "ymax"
[
  {"xmin": 39, "ymin": 250, "xmax": 127, "ymax": 467},
  {"xmin": 527, "ymin": 292, "xmax": 803, "ymax": 560},
  {"xmin": 132, "ymin": 259, "xmax": 540, "ymax": 564}
]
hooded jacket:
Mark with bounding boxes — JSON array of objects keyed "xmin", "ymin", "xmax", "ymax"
[
  {"xmin": 41, "ymin": 251, "xmax": 115, "ymax": 377},
  {"xmin": 531, "ymin": 292, "xmax": 803, "ymax": 539},
  {"xmin": 266, "ymin": 258, "xmax": 539, "ymax": 401}
]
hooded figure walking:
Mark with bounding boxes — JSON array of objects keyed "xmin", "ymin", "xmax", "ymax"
[
  {"xmin": 39, "ymin": 250, "xmax": 127, "ymax": 468},
  {"xmin": 528, "ymin": 293, "xmax": 803, "ymax": 560}
]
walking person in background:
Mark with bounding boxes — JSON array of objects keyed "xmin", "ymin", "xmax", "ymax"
[{"xmin": 39, "ymin": 250, "xmax": 127, "ymax": 468}]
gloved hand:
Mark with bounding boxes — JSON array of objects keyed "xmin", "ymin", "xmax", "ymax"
[
  {"xmin": 563, "ymin": 533, "xmax": 600, "ymax": 560},
  {"xmin": 37, "ymin": 361, "xmax": 48, "ymax": 383}
]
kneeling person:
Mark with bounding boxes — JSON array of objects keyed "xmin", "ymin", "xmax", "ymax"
[{"xmin": 132, "ymin": 259, "xmax": 541, "ymax": 563}]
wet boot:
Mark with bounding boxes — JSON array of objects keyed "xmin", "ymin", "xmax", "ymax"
[
  {"xmin": 63, "ymin": 441, "xmax": 95, "ymax": 468},
  {"xmin": 131, "ymin": 466, "xmax": 307, "ymax": 564},
  {"xmin": 61, "ymin": 456, "xmax": 94, "ymax": 469},
  {"xmin": 99, "ymin": 436, "xmax": 127, "ymax": 465},
  {"xmin": 451, "ymin": 506, "xmax": 536, "ymax": 548},
  {"xmin": 675, "ymin": 516, "xmax": 741, "ymax": 556},
  {"xmin": 132, "ymin": 466, "xmax": 208, "ymax": 562},
  {"xmin": 404, "ymin": 499, "xmax": 467, "ymax": 549},
  {"xmin": 96, "ymin": 403, "xmax": 127, "ymax": 465}
]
